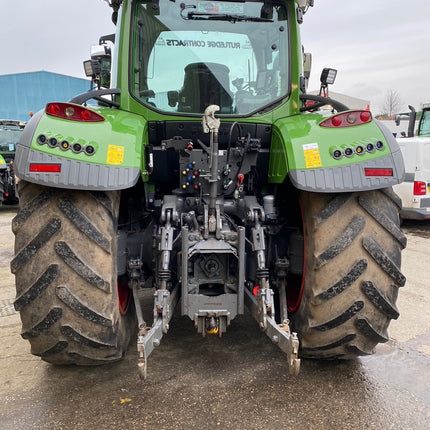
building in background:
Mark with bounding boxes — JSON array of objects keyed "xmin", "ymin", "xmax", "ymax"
[
  {"xmin": 0, "ymin": 71, "xmax": 89, "ymax": 121},
  {"xmin": 308, "ymin": 90, "xmax": 370, "ymax": 110}
]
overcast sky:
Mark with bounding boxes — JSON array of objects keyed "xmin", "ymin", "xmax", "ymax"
[{"xmin": 1, "ymin": 0, "xmax": 429, "ymax": 114}]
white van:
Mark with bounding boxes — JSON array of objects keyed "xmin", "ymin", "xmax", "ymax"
[{"xmin": 393, "ymin": 104, "xmax": 430, "ymax": 220}]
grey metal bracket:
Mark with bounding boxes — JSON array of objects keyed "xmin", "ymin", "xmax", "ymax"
[
  {"xmin": 134, "ymin": 285, "xmax": 180, "ymax": 380},
  {"xmin": 244, "ymin": 287, "xmax": 301, "ymax": 376}
]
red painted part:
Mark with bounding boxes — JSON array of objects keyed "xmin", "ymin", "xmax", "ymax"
[
  {"xmin": 413, "ymin": 181, "xmax": 426, "ymax": 196},
  {"xmin": 116, "ymin": 191, "xmax": 131, "ymax": 316},
  {"xmin": 29, "ymin": 163, "xmax": 61, "ymax": 173},
  {"xmin": 364, "ymin": 168, "xmax": 393, "ymax": 177},
  {"xmin": 286, "ymin": 198, "xmax": 305, "ymax": 313},
  {"xmin": 45, "ymin": 102, "xmax": 105, "ymax": 122},
  {"xmin": 319, "ymin": 110, "xmax": 372, "ymax": 128},
  {"xmin": 252, "ymin": 285, "xmax": 260, "ymax": 296},
  {"xmin": 117, "ymin": 276, "xmax": 131, "ymax": 316}
]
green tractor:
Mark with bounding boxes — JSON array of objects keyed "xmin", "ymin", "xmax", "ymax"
[
  {"xmin": 0, "ymin": 119, "xmax": 24, "ymax": 205},
  {"xmin": 11, "ymin": 0, "xmax": 406, "ymax": 378}
]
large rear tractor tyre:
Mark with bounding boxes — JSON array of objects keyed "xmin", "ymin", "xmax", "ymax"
[
  {"xmin": 11, "ymin": 181, "xmax": 135, "ymax": 365},
  {"xmin": 292, "ymin": 189, "xmax": 407, "ymax": 359}
]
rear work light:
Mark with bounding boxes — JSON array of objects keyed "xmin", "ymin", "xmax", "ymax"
[
  {"xmin": 46, "ymin": 102, "xmax": 105, "ymax": 122},
  {"xmin": 413, "ymin": 181, "xmax": 426, "ymax": 195},
  {"xmin": 364, "ymin": 168, "xmax": 393, "ymax": 177},
  {"xmin": 320, "ymin": 110, "xmax": 372, "ymax": 128},
  {"xmin": 29, "ymin": 163, "xmax": 62, "ymax": 173}
]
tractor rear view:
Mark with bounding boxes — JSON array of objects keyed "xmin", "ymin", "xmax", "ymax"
[{"xmin": 12, "ymin": 0, "xmax": 406, "ymax": 378}]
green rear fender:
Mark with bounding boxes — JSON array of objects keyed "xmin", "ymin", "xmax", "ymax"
[
  {"xmin": 269, "ymin": 113, "xmax": 405, "ymax": 192},
  {"xmin": 14, "ymin": 106, "xmax": 147, "ymax": 191}
]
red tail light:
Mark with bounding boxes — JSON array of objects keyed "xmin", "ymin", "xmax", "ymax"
[
  {"xmin": 46, "ymin": 103, "xmax": 104, "ymax": 122},
  {"xmin": 320, "ymin": 110, "xmax": 372, "ymax": 128},
  {"xmin": 413, "ymin": 181, "xmax": 426, "ymax": 195}
]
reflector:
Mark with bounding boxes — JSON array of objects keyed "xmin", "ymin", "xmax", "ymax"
[
  {"xmin": 29, "ymin": 163, "xmax": 62, "ymax": 173},
  {"xmin": 364, "ymin": 168, "xmax": 393, "ymax": 177}
]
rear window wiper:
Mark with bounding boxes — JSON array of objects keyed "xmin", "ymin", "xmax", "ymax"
[{"xmin": 184, "ymin": 12, "xmax": 273, "ymax": 22}]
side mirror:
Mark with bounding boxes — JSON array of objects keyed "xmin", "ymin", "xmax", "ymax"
[
  {"xmin": 83, "ymin": 44, "xmax": 112, "ymax": 89},
  {"xmin": 395, "ymin": 115, "xmax": 401, "ymax": 126},
  {"xmin": 302, "ymin": 52, "xmax": 312, "ymax": 91}
]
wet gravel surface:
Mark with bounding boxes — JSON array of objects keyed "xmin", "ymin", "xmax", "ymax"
[{"xmin": 1, "ymin": 206, "xmax": 429, "ymax": 429}]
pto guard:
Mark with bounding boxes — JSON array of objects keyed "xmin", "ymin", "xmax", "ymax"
[
  {"xmin": 269, "ymin": 114, "xmax": 405, "ymax": 193},
  {"xmin": 14, "ymin": 106, "xmax": 146, "ymax": 190}
]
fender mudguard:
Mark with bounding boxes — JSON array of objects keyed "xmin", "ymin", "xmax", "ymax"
[
  {"xmin": 268, "ymin": 113, "xmax": 405, "ymax": 192},
  {"xmin": 14, "ymin": 105, "xmax": 146, "ymax": 191}
]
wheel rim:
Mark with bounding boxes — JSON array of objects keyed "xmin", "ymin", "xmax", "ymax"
[
  {"xmin": 286, "ymin": 198, "xmax": 305, "ymax": 313},
  {"xmin": 117, "ymin": 276, "xmax": 131, "ymax": 315}
]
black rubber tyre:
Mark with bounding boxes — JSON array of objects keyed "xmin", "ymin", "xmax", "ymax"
[
  {"xmin": 11, "ymin": 181, "xmax": 135, "ymax": 365},
  {"xmin": 292, "ymin": 189, "xmax": 407, "ymax": 359},
  {"xmin": 0, "ymin": 175, "xmax": 4, "ymax": 205},
  {"xmin": 3, "ymin": 179, "xmax": 19, "ymax": 205}
]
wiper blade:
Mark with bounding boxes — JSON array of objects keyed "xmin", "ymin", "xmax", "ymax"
[{"xmin": 185, "ymin": 12, "xmax": 273, "ymax": 22}]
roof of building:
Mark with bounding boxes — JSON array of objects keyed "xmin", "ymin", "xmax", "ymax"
[
  {"xmin": 309, "ymin": 90, "xmax": 370, "ymax": 110},
  {"xmin": 0, "ymin": 71, "xmax": 90, "ymax": 121}
]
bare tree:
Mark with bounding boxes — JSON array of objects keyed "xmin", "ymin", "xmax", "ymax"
[{"xmin": 381, "ymin": 89, "xmax": 402, "ymax": 119}]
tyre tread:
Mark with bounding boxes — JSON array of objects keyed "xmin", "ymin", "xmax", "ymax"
[
  {"xmin": 58, "ymin": 198, "xmax": 111, "ymax": 253},
  {"xmin": 315, "ymin": 215, "xmax": 365, "ymax": 268},
  {"xmin": 356, "ymin": 316, "xmax": 389, "ymax": 343},
  {"xmin": 60, "ymin": 325, "xmax": 116, "ymax": 349},
  {"xmin": 21, "ymin": 307, "xmax": 63, "ymax": 339},
  {"xmin": 55, "ymin": 241, "xmax": 110, "ymax": 292},
  {"xmin": 56, "ymin": 286, "xmax": 113, "ymax": 326},
  {"xmin": 363, "ymin": 236, "xmax": 406, "ymax": 286},
  {"xmin": 311, "ymin": 301, "xmax": 364, "ymax": 331},
  {"xmin": 359, "ymin": 193, "xmax": 407, "ymax": 248},
  {"xmin": 14, "ymin": 264, "xmax": 59, "ymax": 310},
  {"xmin": 312, "ymin": 259, "xmax": 367, "ymax": 304},
  {"xmin": 361, "ymin": 280, "xmax": 400, "ymax": 319},
  {"xmin": 10, "ymin": 218, "xmax": 62, "ymax": 274}
]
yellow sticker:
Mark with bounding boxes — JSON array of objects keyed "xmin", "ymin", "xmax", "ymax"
[
  {"xmin": 0, "ymin": 159, "xmax": 4, "ymax": 165},
  {"xmin": 303, "ymin": 143, "xmax": 322, "ymax": 168},
  {"xmin": 107, "ymin": 145, "xmax": 124, "ymax": 165}
]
